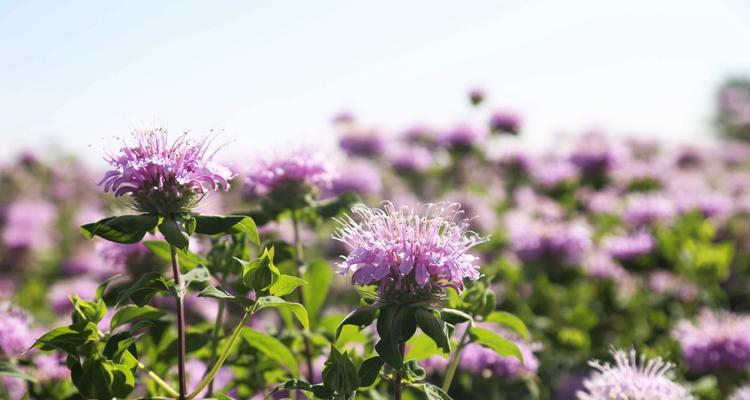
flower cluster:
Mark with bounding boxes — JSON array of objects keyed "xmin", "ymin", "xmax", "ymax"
[
  {"xmin": 100, "ymin": 129, "xmax": 233, "ymax": 214},
  {"xmin": 245, "ymin": 149, "xmax": 335, "ymax": 205},
  {"xmin": 333, "ymin": 202, "xmax": 488, "ymax": 299},
  {"xmin": 672, "ymin": 309, "xmax": 750, "ymax": 373},
  {"xmin": 577, "ymin": 349, "xmax": 694, "ymax": 400},
  {"xmin": 0, "ymin": 302, "xmax": 35, "ymax": 358}
]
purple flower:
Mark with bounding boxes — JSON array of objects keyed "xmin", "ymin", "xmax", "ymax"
[
  {"xmin": 338, "ymin": 129, "xmax": 385, "ymax": 158},
  {"xmin": 1, "ymin": 199, "xmax": 56, "ymax": 250},
  {"xmin": 468, "ymin": 87, "xmax": 486, "ymax": 106},
  {"xmin": 532, "ymin": 160, "xmax": 578, "ymax": 189},
  {"xmin": 1, "ymin": 376, "xmax": 26, "ymax": 400},
  {"xmin": 0, "ymin": 302, "xmax": 34, "ymax": 358},
  {"xmin": 675, "ymin": 191, "xmax": 733, "ymax": 219},
  {"xmin": 649, "ymin": 271, "xmax": 699, "ymax": 302},
  {"xmin": 672, "ymin": 309, "xmax": 750, "ymax": 373},
  {"xmin": 582, "ymin": 251, "xmax": 628, "ymax": 281},
  {"xmin": 331, "ymin": 111, "xmax": 355, "ymax": 125},
  {"xmin": 34, "ymin": 353, "xmax": 69, "ymax": 382},
  {"xmin": 62, "ymin": 248, "xmax": 124, "ymax": 279},
  {"xmin": 622, "ymin": 193, "xmax": 676, "ymax": 226},
  {"xmin": 730, "ymin": 385, "xmax": 750, "ymax": 400},
  {"xmin": 329, "ymin": 162, "xmax": 382, "ymax": 197},
  {"xmin": 96, "ymin": 240, "xmax": 150, "ymax": 272},
  {"xmin": 603, "ymin": 231, "xmax": 655, "ymax": 261},
  {"xmin": 489, "ymin": 110, "xmax": 522, "ymax": 135},
  {"xmin": 569, "ymin": 132, "xmax": 622, "ymax": 175},
  {"xmin": 389, "ymin": 146, "xmax": 433, "ymax": 174},
  {"xmin": 505, "ymin": 212, "xmax": 591, "ymax": 265},
  {"xmin": 578, "ymin": 348, "xmax": 693, "ymax": 400},
  {"xmin": 400, "ymin": 124, "xmax": 438, "ymax": 147},
  {"xmin": 333, "ymin": 202, "xmax": 488, "ymax": 297},
  {"xmin": 439, "ymin": 125, "xmax": 485, "ymax": 152},
  {"xmin": 47, "ymin": 277, "xmax": 100, "ymax": 314},
  {"xmin": 246, "ymin": 149, "xmax": 335, "ymax": 202},
  {"xmin": 100, "ymin": 128, "xmax": 233, "ymax": 214}
]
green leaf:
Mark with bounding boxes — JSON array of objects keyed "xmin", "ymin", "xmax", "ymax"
[
  {"xmin": 303, "ymin": 260, "xmax": 333, "ymax": 324},
  {"xmin": 336, "ymin": 305, "xmax": 379, "ymax": 339},
  {"xmin": 374, "ymin": 336, "xmax": 402, "ymax": 371},
  {"xmin": 415, "ymin": 308, "xmax": 451, "ymax": 353},
  {"xmin": 102, "ymin": 332, "xmax": 138, "ymax": 362},
  {"xmin": 268, "ymin": 274, "xmax": 307, "ymax": 297},
  {"xmin": 194, "ymin": 215, "xmax": 260, "ymax": 245},
  {"xmin": 468, "ymin": 326, "xmax": 523, "ymax": 363},
  {"xmin": 182, "ymin": 264, "xmax": 211, "ymax": 285},
  {"xmin": 439, "ymin": 308, "xmax": 472, "ymax": 325},
  {"xmin": 255, "ymin": 296, "xmax": 309, "ymax": 330},
  {"xmin": 322, "ymin": 347, "xmax": 359, "ymax": 396},
  {"xmin": 241, "ymin": 247, "xmax": 280, "ymax": 293},
  {"xmin": 110, "ymin": 305, "xmax": 167, "ymax": 331},
  {"xmin": 158, "ymin": 217, "xmax": 190, "ymax": 250},
  {"xmin": 485, "ymin": 311, "xmax": 530, "ymax": 342},
  {"xmin": 0, "ymin": 361, "xmax": 36, "ymax": 382},
  {"xmin": 421, "ymin": 383, "xmax": 454, "ymax": 400},
  {"xmin": 96, "ymin": 274, "xmax": 122, "ymax": 300},
  {"xmin": 406, "ymin": 333, "xmax": 446, "ymax": 360},
  {"xmin": 71, "ymin": 297, "xmax": 107, "ymax": 325},
  {"xmin": 34, "ymin": 323, "xmax": 99, "ymax": 356},
  {"xmin": 81, "ymin": 214, "xmax": 161, "ymax": 244},
  {"xmin": 242, "ymin": 328, "xmax": 299, "ymax": 378},
  {"xmin": 198, "ymin": 286, "xmax": 254, "ymax": 309},
  {"xmin": 357, "ymin": 356, "xmax": 383, "ymax": 388},
  {"xmin": 144, "ymin": 240, "xmax": 209, "ymax": 271},
  {"xmin": 115, "ymin": 272, "xmax": 171, "ymax": 307}
]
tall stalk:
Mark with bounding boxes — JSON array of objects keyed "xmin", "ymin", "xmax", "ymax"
[
  {"xmin": 170, "ymin": 244, "xmax": 187, "ymax": 399},
  {"xmin": 441, "ymin": 325, "xmax": 471, "ymax": 392},
  {"xmin": 394, "ymin": 342, "xmax": 406, "ymax": 400},
  {"xmin": 290, "ymin": 210, "xmax": 315, "ymax": 382},
  {"xmin": 206, "ymin": 272, "xmax": 227, "ymax": 397}
]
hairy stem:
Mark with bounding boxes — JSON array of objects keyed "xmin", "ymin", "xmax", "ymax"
[
  {"xmin": 187, "ymin": 311, "xmax": 251, "ymax": 399},
  {"xmin": 170, "ymin": 244, "xmax": 187, "ymax": 399},
  {"xmin": 291, "ymin": 210, "xmax": 315, "ymax": 382},
  {"xmin": 441, "ymin": 325, "xmax": 471, "ymax": 392},
  {"xmin": 394, "ymin": 342, "xmax": 406, "ymax": 400},
  {"xmin": 206, "ymin": 272, "xmax": 228, "ymax": 397}
]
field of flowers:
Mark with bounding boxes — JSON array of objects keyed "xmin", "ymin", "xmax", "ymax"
[{"xmin": 2, "ymin": 84, "xmax": 750, "ymax": 400}]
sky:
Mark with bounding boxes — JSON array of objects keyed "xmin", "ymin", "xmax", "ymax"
[{"xmin": 1, "ymin": 0, "xmax": 750, "ymax": 165}]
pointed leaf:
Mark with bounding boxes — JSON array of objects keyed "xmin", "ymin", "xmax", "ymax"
[
  {"xmin": 468, "ymin": 326, "xmax": 524, "ymax": 363},
  {"xmin": 485, "ymin": 311, "xmax": 529, "ymax": 342},
  {"xmin": 194, "ymin": 215, "xmax": 259, "ymax": 245},
  {"xmin": 255, "ymin": 296, "xmax": 309, "ymax": 330},
  {"xmin": 268, "ymin": 275, "xmax": 307, "ymax": 297},
  {"xmin": 110, "ymin": 305, "xmax": 167, "ymax": 331},
  {"xmin": 242, "ymin": 328, "xmax": 299, "ymax": 378},
  {"xmin": 415, "ymin": 308, "xmax": 451, "ymax": 353}
]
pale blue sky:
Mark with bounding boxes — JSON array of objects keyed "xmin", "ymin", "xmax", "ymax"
[{"xmin": 1, "ymin": 0, "xmax": 750, "ymax": 164}]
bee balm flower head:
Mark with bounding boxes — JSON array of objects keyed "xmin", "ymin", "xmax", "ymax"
[
  {"xmin": 100, "ymin": 128, "xmax": 233, "ymax": 215},
  {"xmin": 333, "ymin": 202, "xmax": 488, "ymax": 303},
  {"xmin": 577, "ymin": 349, "xmax": 693, "ymax": 400}
]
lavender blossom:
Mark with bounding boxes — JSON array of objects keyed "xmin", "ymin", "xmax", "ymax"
[
  {"xmin": 47, "ymin": 277, "xmax": 100, "ymax": 314},
  {"xmin": 577, "ymin": 349, "xmax": 693, "ymax": 400},
  {"xmin": 329, "ymin": 162, "xmax": 382, "ymax": 197},
  {"xmin": 0, "ymin": 302, "xmax": 34, "ymax": 358},
  {"xmin": 246, "ymin": 149, "xmax": 335, "ymax": 206},
  {"xmin": 505, "ymin": 212, "xmax": 591, "ymax": 265},
  {"xmin": 489, "ymin": 110, "xmax": 522, "ymax": 135},
  {"xmin": 338, "ymin": 129, "xmax": 385, "ymax": 158},
  {"xmin": 333, "ymin": 202, "xmax": 488, "ymax": 298},
  {"xmin": 34, "ymin": 353, "xmax": 69, "ymax": 382},
  {"xmin": 1, "ymin": 199, "xmax": 56, "ymax": 250},
  {"xmin": 648, "ymin": 271, "xmax": 699, "ymax": 302},
  {"xmin": 439, "ymin": 125, "xmax": 485, "ymax": 152},
  {"xmin": 582, "ymin": 251, "xmax": 628, "ymax": 281},
  {"xmin": 1, "ymin": 376, "xmax": 26, "ymax": 400},
  {"xmin": 532, "ymin": 160, "xmax": 578, "ymax": 189},
  {"xmin": 100, "ymin": 129, "xmax": 233, "ymax": 215},
  {"xmin": 468, "ymin": 87, "xmax": 486, "ymax": 106},
  {"xmin": 389, "ymin": 146, "xmax": 433, "ymax": 174},
  {"xmin": 672, "ymin": 309, "xmax": 750, "ymax": 373},
  {"xmin": 569, "ymin": 132, "xmax": 622, "ymax": 174},
  {"xmin": 730, "ymin": 385, "xmax": 750, "ymax": 400},
  {"xmin": 400, "ymin": 124, "xmax": 438, "ymax": 147},
  {"xmin": 604, "ymin": 231, "xmax": 655, "ymax": 261},
  {"xmin": 622, "ymin": 193, "xmax": 676, "ymax": 226}
]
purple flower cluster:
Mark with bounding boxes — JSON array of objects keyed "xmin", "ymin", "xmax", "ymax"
[
  {"xmin": 1, "ymin": 199, "xmax": 56, "ymax": 250},
  {"xmin": 730, "ymin": 385, "xmax": 750, "ymax": 400},
  {"xmin": 246, "ymin": 149, "xmax": 335, "ymax": 202},
  {"xmin": 389, "ymin": 146, "xmax": 433, "ymax": 174},
  {"xmin": 100, "ymin": 129, "xmax": 233, "ymax": 214},
  {"xmin": 505, "ymin": 212, "xmax": 591, "ymax": 265},
  {"xmin": 672, "ymin": 309, "xmax": 750, "ymax": 373},
  {"xmin": 532, "ymin": 160, "xmax": 579, "ymax": 189},
  {"xmin": 329, "ymin": 162, "xmax": 382, "ymax": 197},
  {"xmin": 489, "ymin": 110, "xmax": 522, "ymax": 135},
  {"xmin": 603, "ymin": 231, "xmax": 655, "ymax": 261},
  {"xmin": 622, "ymin": 193, "xmax": 676, "ymax": 226},
  {"xmin": 648, "ymin": 271, "xmax": 699, "ymax": 302},
  {"xmin": 569, "ymin": 132, "xmax": 622, "ymax": 175},
  {"xmin": 47, "ymin": 277, "xmax": 100, "ymax": 314},
  {"xmin": 338, "ymin": 129, "xmax": 385, "ymax": 158},
  {"xmin": 0, "ymin": 302, "xmax": 35, "ymax": 358},
  {"xmin": 439, "ymin": 125, "xmax": 485, "ymax": 152},
  {"xmin": 333, "ymin": 202, "xmax": 488, "ymax": 296},
  {"xmin": 577, "ymin": 349, "xmax": 693, "ymax": 400},
  {"xmin": 582, "ymin": 251, "xmax": 628, "ymax": 281}
]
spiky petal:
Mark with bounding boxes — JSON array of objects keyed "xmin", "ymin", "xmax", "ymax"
[{"xmin": 577, "ymin": 349, "xmax": 693, "ymax": 400}]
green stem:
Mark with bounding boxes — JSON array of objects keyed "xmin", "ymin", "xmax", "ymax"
[
  {"xmin": 206, "ymin": 272, "xmax": 228, "ymax": 397},
  {"xmin": 441, "ymin": 325, "xmax": 471, "ymax": 392},
  {"xmin": 186, "ymin": 311, "xmax": 251, "ymax": 400},
  {"xmin": 290, "ymin": 210, "xmax": 315, "ymax": 382},
  {"xmin": 394, "ymin": 342, "xmax": 406, "ymax": 400},
  {"xmin": 137, "ymin": 361, "xmax": 181, "ymax": 398},
  {"xmin": 169, "ymin": 243, "xmax": 187, "ymax": 399}
]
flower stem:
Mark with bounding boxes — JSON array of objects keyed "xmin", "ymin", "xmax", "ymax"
[
  {"xmin": 186, "ymin": 311, "xmax": 251, "ymax": 399},
  {"xmin": 441, "ymin": 325, "xmax": 471, "ymax": 392},
  {"xmin": 169, "ymin": 244, "xmax": 187, "ymax": 400},
  {"xmin": 206, "ymin": 272, "xmax": 227, "ymax": 397},
  {"xmin": 136, "ymin": 361, "xmax": 181, "ymax": 398},
  {"xmin": 394, "ymin": 342, "xmax": 406, "ymax": 400},
  {"xmin": 290, "ymin": 209, "xmax": 315, "ymax": 382}
]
